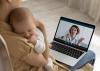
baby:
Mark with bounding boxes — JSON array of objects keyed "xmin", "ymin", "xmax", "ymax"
[{"xmin": 9, "ymin": 7, "xmax": 53, "ymax": 71}]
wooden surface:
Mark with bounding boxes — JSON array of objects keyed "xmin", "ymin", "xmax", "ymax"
[{"xmin": 53, "ymin": 60, "xmax": 93, "ymax": 71}]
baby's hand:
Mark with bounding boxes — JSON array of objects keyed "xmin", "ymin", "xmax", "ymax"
[{"xmin": 28, "ymin": 34, "xmax": 37, "ymax": 45}]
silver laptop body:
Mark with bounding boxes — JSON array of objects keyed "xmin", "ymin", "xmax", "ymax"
[{"xmin": 50, "ymin": 17, "xmax": 95, "ymax": 66}]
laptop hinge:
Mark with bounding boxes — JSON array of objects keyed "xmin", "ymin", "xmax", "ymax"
[{"xmin": 53, "ymin": 41, "xmax": 85, "ymax": 52}]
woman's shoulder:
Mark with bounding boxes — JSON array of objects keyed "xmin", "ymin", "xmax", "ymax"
[{"xmin": 0, "ymin": 21, "xmax": 11, "ymax": 31}]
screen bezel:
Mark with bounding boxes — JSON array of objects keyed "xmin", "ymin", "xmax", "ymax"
[{"xmin": 53, "ymin": 17, "xmax": 95, "ymax": 51}]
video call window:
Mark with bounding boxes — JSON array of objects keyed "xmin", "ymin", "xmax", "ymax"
[{"xmin": 55, "ymin": 20, "xmax": 94, "ymax": 48}]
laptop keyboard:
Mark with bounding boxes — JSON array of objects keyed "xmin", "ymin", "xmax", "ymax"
[{"xmin": 51, "ymin": 42, "xmax": 84, "ymax": 59}]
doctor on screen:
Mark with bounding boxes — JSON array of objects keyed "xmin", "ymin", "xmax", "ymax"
[{"xmin": 61, "ymin": 25, "xmax": 85, "ymax": 46}]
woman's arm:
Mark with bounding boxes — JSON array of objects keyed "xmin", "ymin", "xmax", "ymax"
[
  {"xmin": 22, "ymin": 49, "xmax": 48, "ymax": 67},
  {"xmin": 22, "ymin": 20, "xmax": 49, "ymax": 67}
]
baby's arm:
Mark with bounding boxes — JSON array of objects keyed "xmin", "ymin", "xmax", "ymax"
[
  {"xmin": 36, "ymin": 21, "xmax": 49, "ymax": 60},
  {"xmin": 34, "ymin": 29, "xmax": 46, "ymax": 54},
  {"xmin": 36, "ymin": 21, "xmax": 53, "ymax": 71}
]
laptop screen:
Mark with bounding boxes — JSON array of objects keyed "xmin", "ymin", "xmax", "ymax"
[{"xmin": 54, "ymin": 17, "xmax": 95, "ymax": 51}]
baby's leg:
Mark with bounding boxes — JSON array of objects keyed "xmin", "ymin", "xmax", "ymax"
[{"xmin": 45, "ymin": 58, "xmax": 53, "ymax": 71}]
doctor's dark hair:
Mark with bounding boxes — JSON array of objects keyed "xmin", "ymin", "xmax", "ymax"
[{"xmin": 69, "ymin": 25, "xmax": 80, "ymax": 35}]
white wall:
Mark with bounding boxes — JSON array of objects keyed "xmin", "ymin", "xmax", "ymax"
[{"xmin": 68, "ymin": 0, "xmax": 100, "ymax": 23}]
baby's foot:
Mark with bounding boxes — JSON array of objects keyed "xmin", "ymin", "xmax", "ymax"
[{"xmin": 45, "ymin": 58, "xmax": 53, "ymax": 71}]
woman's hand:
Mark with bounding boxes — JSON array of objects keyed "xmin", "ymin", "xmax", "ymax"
[
  {"xmin": 77, "ymin": 37, "xmax": 85, "ymax": 45},
  {"xmin": 22, "ymin": 49, "xmax": 48, "ymax": 67},
  {"xmin": 79, "ymin": 38, "xmax": 85, "ymax": 43}
]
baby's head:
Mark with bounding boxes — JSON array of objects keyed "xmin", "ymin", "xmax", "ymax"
[{"xmin": 9, "ymin": 7, "xmax": 37, "ymax": 39}]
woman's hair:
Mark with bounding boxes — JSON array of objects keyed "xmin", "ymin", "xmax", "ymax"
[{"xmin": 69, "ymin": 25, "xmax": 80, "ymax": 35}]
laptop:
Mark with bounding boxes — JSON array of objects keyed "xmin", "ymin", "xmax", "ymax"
[{"xmin": 50, "ymin": 17, "xmax": 95, "ymax": 66}]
